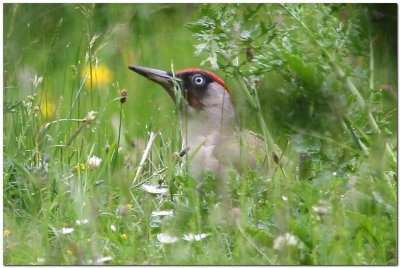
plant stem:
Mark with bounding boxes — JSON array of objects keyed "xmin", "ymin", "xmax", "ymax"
[
  {"xmin": 343, "ymin": 117, "xmax": 369, "ymax": 156},
  {"xmin": 113, "ymin": 103, "xmax": 123, "ymax": 170},
  {"xmin": 131, "ymin": 131, "xmax": 158, "ymax": 188}
]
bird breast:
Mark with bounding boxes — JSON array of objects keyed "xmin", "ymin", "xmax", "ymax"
[
  {"xmin": 183, "ymin": 131, "xmax": 223, "ymax": 179},
  {"xmin": 183, "ymin": 129, "xmax": 271, "ymax": 180}
]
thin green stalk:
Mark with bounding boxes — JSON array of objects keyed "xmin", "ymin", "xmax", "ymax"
[
  {"xmin": 86, "ymin": 16, "xmax": 94, "ymax": 109},
  {"xmin": 113, "ymin": 103, "xmax": 123, "ymax": 170},
  {"xmin": 218, "ymin": 50, "xmax": 258, "ymax": 110},
  {"xmin": 66, "ymin": 121, "xmax": 88, "ymax": 147},
  {"xmin": 131, "ymin": 131, "xmax": 158, "ymax": 188},
  {"xmin": 369, "ymin": 35, "xmax": 374, "ymax": 93},
  {"xmin": 368, "ymin": 35, "xmax": 396, "ymax": 164},
  {"xmin": 343, "ymin": 117, "xmax": 369, "ymax": 156},
  {"xmin": 219, "ymin": 50, "xmax": 278, "ymax": 170},
  {"xmin": 68, "ymin": 76, "xmax": 87, "ymax": 119},
  {"xmin": 343, "ymin": 115, "xmax": 371, "ymax": 145},
  {"xmin": 235, "ymin": 75, "xmax": 276, "ymax": 170}
]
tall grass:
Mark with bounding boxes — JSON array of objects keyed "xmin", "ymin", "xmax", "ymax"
[{"xmin": 3, "ymin": 3, "xmax": 397, "ymax": 265}]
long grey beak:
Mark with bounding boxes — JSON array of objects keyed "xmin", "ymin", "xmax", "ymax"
[{"xmin": 128, "ymin": 65, "xmax": 181, "ymax": 97}]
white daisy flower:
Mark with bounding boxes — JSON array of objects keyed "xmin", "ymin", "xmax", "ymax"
[
  {"xmin": 273, "ymin": 233, "xmax": 299, "ymax": 250},
  {"xmin": 36, "ymin": 258, "xmax": 45, "ymax": 264},
  {"xmin": 59, "ymin": 227, "xmax": 74, "ymax": 235},
  {"xmin": 312, "ymin": 205, "xmax": 330, "ymax": 215},
  {"xmin": 151, "ymin": 210, "xmax": 174, "ymax": 217},
  {"xmin": 312, "ymin": 201, "xmax": 331, "ymax": 216},
  {"xmin": 95, "ymin": 256, "xmax": 113, "ymax": 263},
  {"xmin": 142, "ymin": 184, "xmax": 168, "ymax": 195},
  {"xmin": 88, "ymin": 155, "xmax": 102, "ymax": 169},
  {"xmin": 157, "ymin": 232, "xmax": 179, "ymax": 244},
  {"xmin": 75, "ymin": 219, "xmax": 89, "ymax": 225},
  {"xmin": 182, "ymin": 233, "xmax": 210, "ymax": 241}
]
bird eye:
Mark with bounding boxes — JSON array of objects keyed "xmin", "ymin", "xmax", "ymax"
[{"xmin": 192, "ymin": 74, "xmax": 205, "ymax": 86}]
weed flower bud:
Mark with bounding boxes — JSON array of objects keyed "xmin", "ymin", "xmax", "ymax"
[
  {"xmin": 104, "ymin": 144, "xmax": 110, "ymax": 153},
  {"xmin": 120, "ymin": 89, "xmax": 128, "ymax": 104},
  {"xmin": 117, "ymin": 204, "xmax": 130, "ymax": 216}
]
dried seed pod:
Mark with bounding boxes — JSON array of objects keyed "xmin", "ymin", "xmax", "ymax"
[
  {"xmin": 245, "ymin": 46, "xmax": 254, "ymax": 62},
  {"xmin": 178, "ymin": 147, "xmax": 190, "ymax": 157}
]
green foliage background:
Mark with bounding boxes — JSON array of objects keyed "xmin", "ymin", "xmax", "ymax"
[{"xmin": 3, "ymin": 3, "xmax": 397, "ymax": 265}]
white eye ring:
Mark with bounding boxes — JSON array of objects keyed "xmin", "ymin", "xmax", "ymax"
[{"xmin": 192, "ymin": 75, "xmax": 205, "ymax": 86}]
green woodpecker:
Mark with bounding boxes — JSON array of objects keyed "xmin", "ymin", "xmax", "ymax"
[{"xmin": 128, "ymin": 66, "xmax": 276, "ymax": 181}]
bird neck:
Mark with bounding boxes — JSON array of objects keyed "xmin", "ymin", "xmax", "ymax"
[{"xmin": 180, "ymin": 94, "xmax": 236, "ymax": 149}]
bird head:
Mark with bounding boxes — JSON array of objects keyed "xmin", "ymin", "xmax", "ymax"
[
  {"xmin": 128, "ymin": 65, "xmax": 231, "ymax": 111},
  {"xmin": 129, "ymin": 65, "xmax": 236, "ymax": 137}
]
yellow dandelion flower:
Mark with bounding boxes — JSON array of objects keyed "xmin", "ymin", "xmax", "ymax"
[
  {"xmin": 66, "ymin": 249, "xmax": 73, "ymax": 256},
  {"xmin": 126, "ymin": 204, "xmax": 133, "ymax": 209},
  {"xmin": 82, "ymin": 64, "xmax": 113, "ymax": 89},
  {"xmin": 72, "ymin": 163, "xmax": 86, "ymax": 173},
  {"xmin": 4, "ymin": 229, "xmax": 11, "ymax": 237},
  {"xmin": 120, "ymin": 233, "xmax": 128, "ymax": 240},
  {"xmin": 79, "ymin": 163, "xmax": 86, "ymax": 171},
  {"xmin": 40, "ymin": 100, "xmax": 56, "ymax": 119}
]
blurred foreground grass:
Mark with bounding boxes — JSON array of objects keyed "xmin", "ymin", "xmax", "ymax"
[{"xmin": 3, "ymin": 3, "xmax": 397, "ymax": 265}]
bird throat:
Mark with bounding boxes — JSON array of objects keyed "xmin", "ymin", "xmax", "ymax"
[
  {"xmin": 179, "ymin": 105, "xmax": 235, "ymax": 151},
  {"xmin": 186, "ymin": 92, "xmax": 203, "ymax": 110}
]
